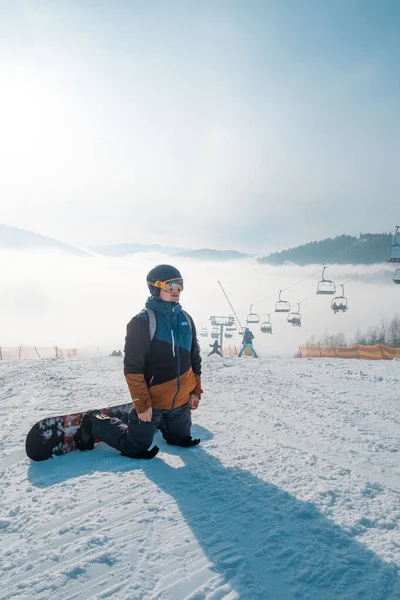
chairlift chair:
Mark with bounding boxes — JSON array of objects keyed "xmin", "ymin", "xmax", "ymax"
[
  {"xmin": 211, "ymin": 327, "xmax": 219, "ymax": 339},
  {"xmin": 275, "ymin": 290, "xmax": 291, "ymax": 313},
  {"xmin": 331, "ymin": 285, "xmax": 348, "ymax": 313},
  {"xmin": 238, "ymin": 327, "xmax": 245, "ymax": 336},
  {"xmin": 388, "ymin": 226, "xmax": 400, "ymax": 262},
  {"xmin": 224, "ymin": 332, "xmax": 233, "ymax": 339},
  {"xmin": 393, "ymin": 269, "xmax": 400, "ymax": 284},
  {"xmin": 226, "ymin": 321, "xmax": 237, "ymax": 332},
  {"xmin": 316, "ymin": 267, "xmax": 336, "ymax": 295},
  {"xmin": 260, "ymin": 314, "xmax": 273, "ymax": 334},
  {"xmin": 287, "ymin": 304, "xmax": 302, "ymax": 327},
  {"xmin": 199, "ymin": 327, "xmax": 208, "ymax": 337},
  {"xmin": 246, "ymin": 306, "xmax": 260, "ymax": 324}
]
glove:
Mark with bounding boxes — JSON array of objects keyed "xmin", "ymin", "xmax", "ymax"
[
  {"xmin": 122, "ymin": 446, "xmax": 159, "ymax": 459},
  {"xmin": 166, "ymin": 437, "xmax": 200, "ymax": 448}
]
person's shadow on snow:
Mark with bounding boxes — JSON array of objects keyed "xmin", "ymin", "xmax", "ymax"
[
  {"xmin": 28, "ymin": 425, "xmax": 399, "ymax": 599},
  {"xmin": 142, "ymin": 425, "xmax": 399, "ymax": 600}
]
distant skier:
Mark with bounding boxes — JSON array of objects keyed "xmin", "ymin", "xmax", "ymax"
[
  {"xmin": 208, "ymin": 339, "xmax": 222, "ymax": 357},
  {"xmin": 239, "ymin": 328, "xmax": 258, "ymax": 358},
  {"xmin": 74, "ymin": 264, "xmax": 202, "ymax": 459}
]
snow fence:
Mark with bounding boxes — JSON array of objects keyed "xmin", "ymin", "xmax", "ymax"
[
  {"xmin": 222, "ymin": 346, "xmax": 240, "ymax": 356},
  {"xmin": 0, "ymin": 346, "xmax": 78, "ymax": 360},
  {"xmin": 299, "ymin": 344, "xmax": 400, "ymax": 360}
]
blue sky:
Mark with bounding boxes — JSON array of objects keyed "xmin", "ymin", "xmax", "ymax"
[{"xmin": 0, "ymin": 0, "xmax": 399, "ymax": 252}]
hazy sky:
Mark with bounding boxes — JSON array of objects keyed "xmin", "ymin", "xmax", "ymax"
[{"xmin": 0, "ymin": 0, "xmax": 399, "ymax": 252}]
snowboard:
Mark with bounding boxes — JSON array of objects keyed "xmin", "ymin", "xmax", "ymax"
[{"xmin": 26, "ymin": 402, "xmax": 132, "ymax": 462}]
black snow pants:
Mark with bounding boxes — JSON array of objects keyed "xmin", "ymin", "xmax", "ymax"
[
  {"xmin": 89, "ymin": 401, "xmax": 192, "ymax": 457},
  {"xmin": 208, "ymin": 349, "xmax": 222, "ymax": 357}
]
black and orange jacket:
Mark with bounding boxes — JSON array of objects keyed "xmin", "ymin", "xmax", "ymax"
[{"xmin": 124, "ymin": 297, "xmax": 202, "ymax": 413}]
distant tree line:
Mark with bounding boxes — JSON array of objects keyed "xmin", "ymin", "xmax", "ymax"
[
  {"xmin": 304, "ymin": 315, "xmax": 400, "ymax": 348},
  {"xmin": 260, "ymin": 233, "xmax": 393, "ymax": 266}
]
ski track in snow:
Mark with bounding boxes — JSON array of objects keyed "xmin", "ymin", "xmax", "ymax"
[{"xmin": 0, "ymin": 355, "xmax": 399, "ymax": 599}]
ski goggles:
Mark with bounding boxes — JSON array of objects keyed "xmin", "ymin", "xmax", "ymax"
[{"xmin": 148, "ymin": 278, "xmax": 184, "ymax": 293}]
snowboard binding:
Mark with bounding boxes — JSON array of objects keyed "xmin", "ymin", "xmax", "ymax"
[{"xmin": 74, "ymin": 412, "xmax": 97, "ymax": 451}]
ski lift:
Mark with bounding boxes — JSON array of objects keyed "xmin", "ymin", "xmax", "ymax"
[
  {"xmin": 275, "ymin": 290, "xmax": 290, "ymax": 313},
  {"xmin": 316, "ymin": 267, "xmax": 336, "ymax": 295},
  {"xmin": 246, "ymin": 306, "xmax": 260, "ymax": 324},
  {"xmin": 199, "ymin": 325, "xmax": 208, "ymax": 337},
  {"xmin": 393, "ymin": 269, "xmax": 400, "ymax": 284},
  {"xmin": 238, "ymin": 327, "xmax": 245, "ymax": 336},
  {"xmin": 260, "ymin": 324, "xmax": 273, "ymax": 334},
  {"xmin": 388, "ymin": 226, "xmax": 400, "ymax": 262},
  {"xmin": 224, "ymin": 332, "xmax": 233, "ymax": 339},
  {"xmin": 211, "ymin": 326, "xmax": 219, "ymax": 339},
  {"xmin": 260, "ymin": 315, "xmax": 273, "ymax": 334},
  {"xmin": 331, "ymin": 285, "xmax": 348, "ymax": 313},
  {"xmin": 226, "ymin": 320, "xmax": 237, "ymax": 331},
  {"xmin": 287, "ymin": 303, "xmax": 302, "ymax": 327}
]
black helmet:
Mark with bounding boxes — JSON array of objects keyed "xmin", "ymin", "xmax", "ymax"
[{"xmin": 146, "ymin": 264, "xmax": 182, "ymax": 297}]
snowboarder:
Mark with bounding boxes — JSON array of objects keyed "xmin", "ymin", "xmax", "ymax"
[
  {"xmin": 238, "ymin": 328, "xmax": 258, "ymax": 358},
  {"xmin": 74, "ymin": 264, "xmax": 202, "ymax": 459},
  {"xmin": 208, "ymin": 339, "xmax": 222, "ymax": 357}
]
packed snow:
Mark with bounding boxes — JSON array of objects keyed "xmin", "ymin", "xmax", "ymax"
[{"xmin": 0, "ymin": 355, "xmax": 399, "ymax": 599}]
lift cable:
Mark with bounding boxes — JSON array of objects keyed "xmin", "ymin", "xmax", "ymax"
[{"xmin": 251, "ymin": 228, "xmax": 397, "ymax": 311}]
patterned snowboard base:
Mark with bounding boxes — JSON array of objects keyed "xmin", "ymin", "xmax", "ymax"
[{"xmin": 26, "ymin": 402, "xmax": 132, "ymax": 461}]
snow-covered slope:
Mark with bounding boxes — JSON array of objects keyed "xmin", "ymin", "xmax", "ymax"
[{"xmin": 0, "ymin": 356, "xmax": 399, "ymax": 599}]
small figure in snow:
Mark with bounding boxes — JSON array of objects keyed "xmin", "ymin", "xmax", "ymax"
[
  {"xmin": 208, "ymin": 339, "xmax": 222, "ymax": 357},
  {"xmin": 75, "ymin": 264, "xmax": 202, "ymax": 459},
  {"xmin": 238, "ymin": 328, "xmax": 258, "ymax": 358}
]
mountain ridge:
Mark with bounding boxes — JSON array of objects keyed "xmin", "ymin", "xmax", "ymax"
[
  {"xmin": 259, "ymin": 233, "xmax": 393, "ymax": 265},
  {"xmin": 0, "ymin": 224, "xmax": 89, "ymax": 256},
  {"xmin": 1, "ymin": 224, "xmax": 394, "ymax": 264}
]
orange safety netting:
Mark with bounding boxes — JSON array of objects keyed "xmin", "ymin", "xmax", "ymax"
[
  {"xmin": 381, "ymin": 345, "xmax": 400, "ymax": 360},
  {"xmin": 0, "ymin": 346, "xmax": 78, "ymax": 360},
  {"xmin": 333, "ymin": 346, "xmax": 360, "ymax": 359},
  {"xmin": 242, "ymin": 346, "xmax": 256, "ymax": 357},
  {"xmin": 223, "ymin": 346, "xmax": 239, "ymax": 356},
  {"xmin": 299, "ymin": 344, "xmax": 400, "ymax": 360}
]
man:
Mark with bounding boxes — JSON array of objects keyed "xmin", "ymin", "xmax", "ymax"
[
  {"xmin": 208, "ymin": 339, "xmax": 222, "ymax": 357},
  {"xmin": 238, "ymin": 328, "xmax": 258, "ymax": 358},
  {"xmin": 74, "ymin": 264, "xmax": 202, "ymax": 459}
]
